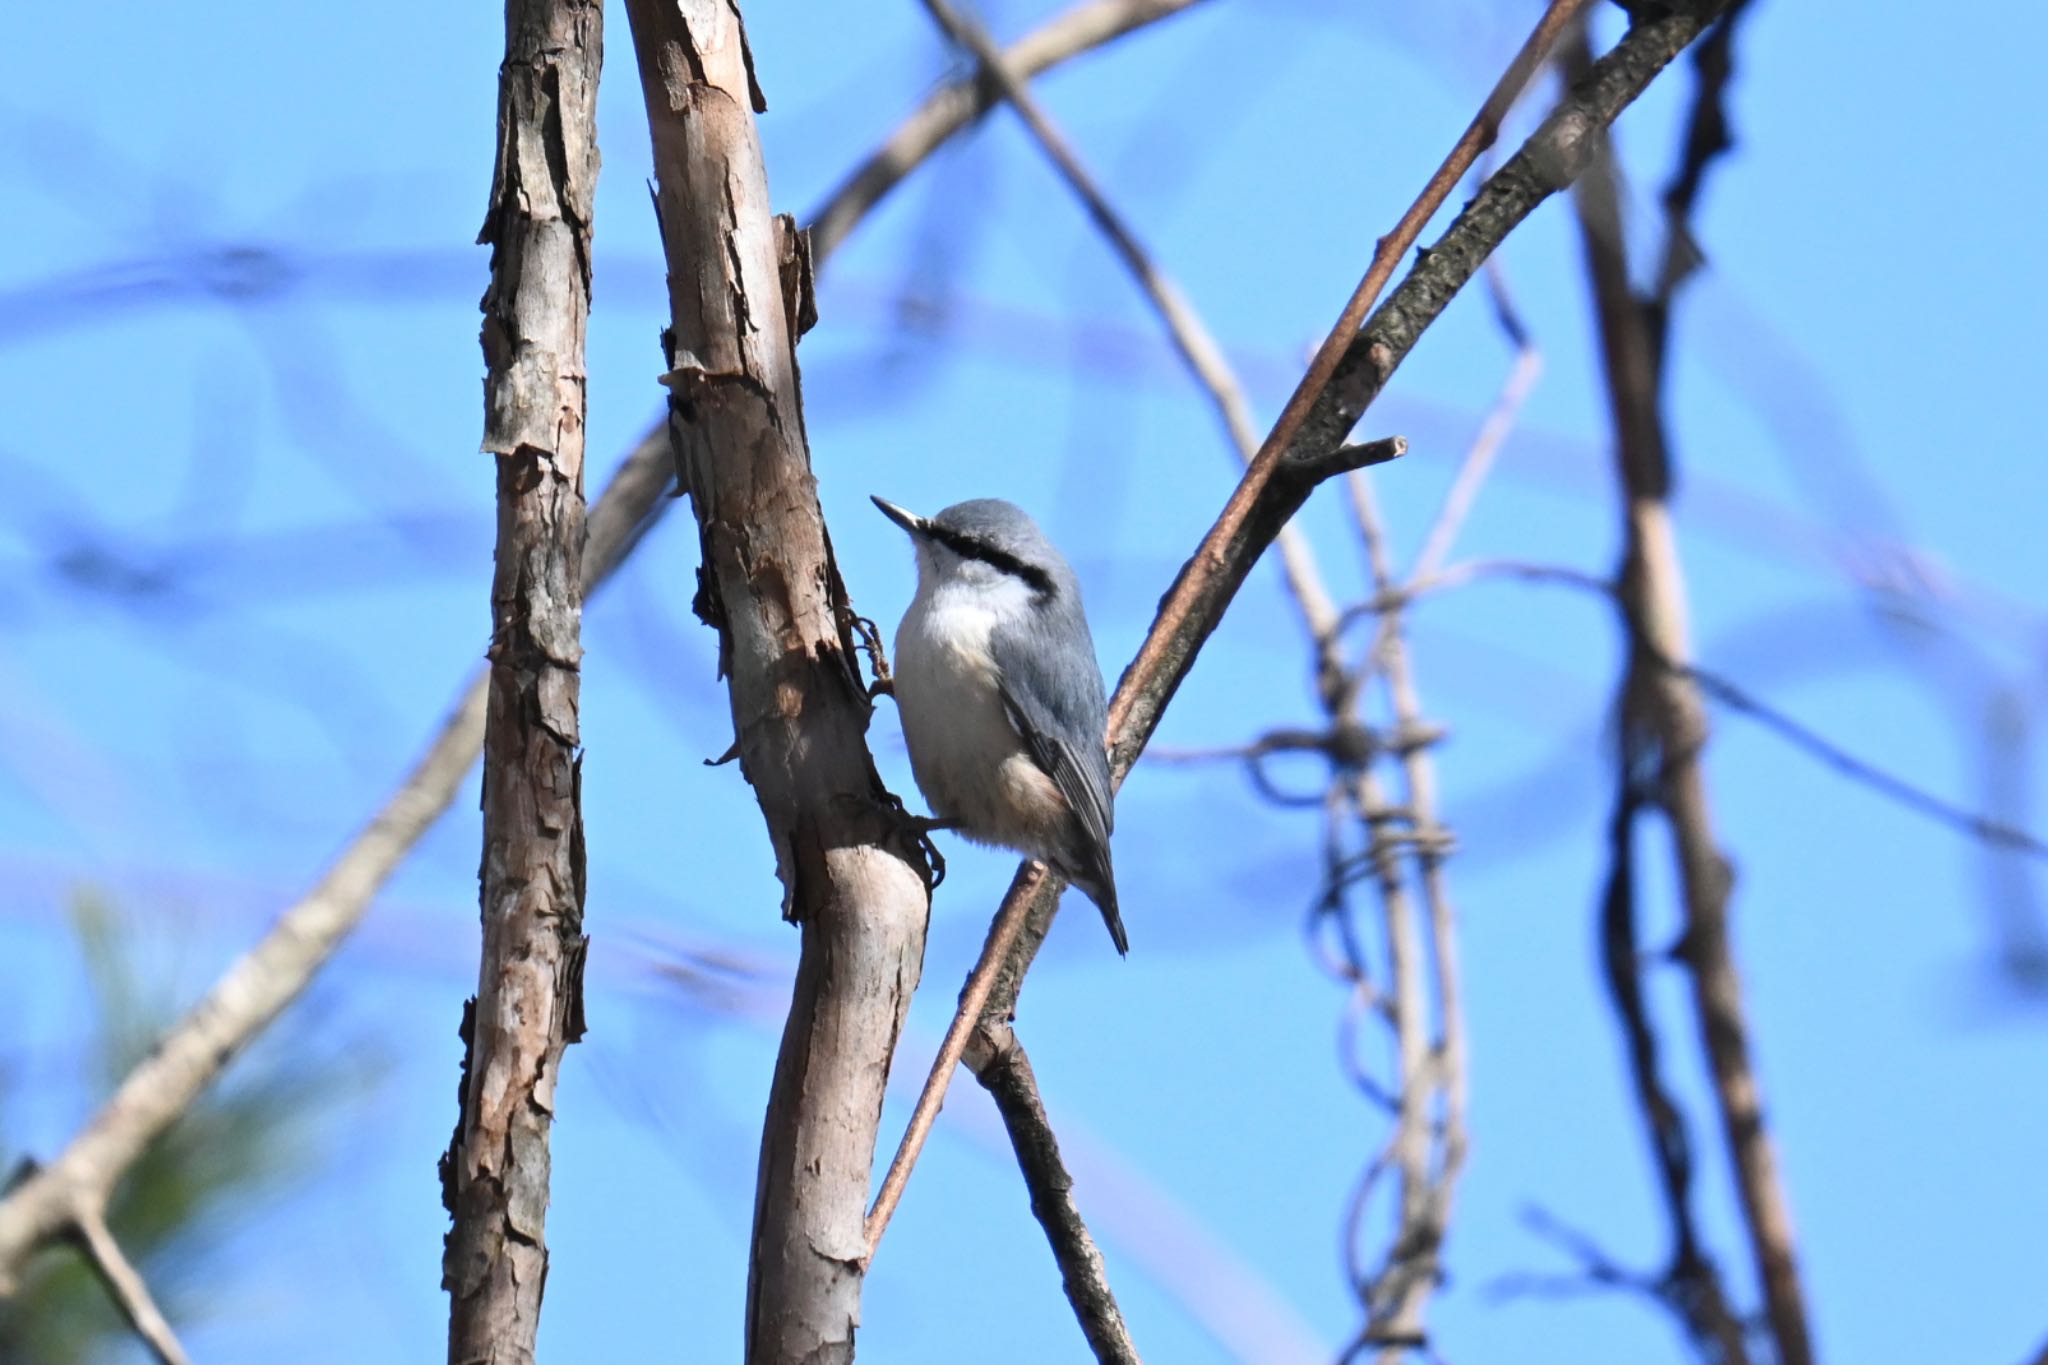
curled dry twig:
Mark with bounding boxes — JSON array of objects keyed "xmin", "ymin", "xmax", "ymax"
[{"xmin": 1322, "ymin": 282, "xmax": 1537, "ymax": 1356}]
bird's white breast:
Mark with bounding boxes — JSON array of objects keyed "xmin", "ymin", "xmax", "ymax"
[{"xmin": 894, "ymin": 576, "xmax": 1066, "ymax": 854}]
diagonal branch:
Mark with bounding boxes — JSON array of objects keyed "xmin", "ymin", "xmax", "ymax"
[
  {"xmin": 866, "ymin": 0, "xmax": 1733, "ymax": 1258},
  {"xmin": 809, "ymin": 0, "xmax": 1211, "ymax": 264},
  {"xmin": 0, "ymin": 442, "xmax": 666, "ymax": 1294},
  {"xmin": 1596, "ymin": 758, "xmax": 1752, "ymax": 1363},
  {"xmin": 969, "ymin": 1022, "xmax": 1141, "ymax": 1365},
  {"xmin": 1122, "ymin": 0, "xmax": 1601, "ymax": 727},
  {"xmin": 70, "ymin": 1208, "xmax": 189, "ymax": 1365}
]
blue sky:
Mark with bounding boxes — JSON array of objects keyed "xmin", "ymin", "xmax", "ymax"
[{"xmin": 3, "ymin": 2, "xmax": 2045, "ymax": 1362}]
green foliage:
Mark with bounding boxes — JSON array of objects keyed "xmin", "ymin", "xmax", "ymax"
[{"xmin": 0, "ymin": 892, "xmax": 375, "ymax": 1364}]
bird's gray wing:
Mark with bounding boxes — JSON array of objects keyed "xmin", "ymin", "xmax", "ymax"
[{"xmin": 988, "ymin": 610, "xmax": 1115, "ymax": 870}]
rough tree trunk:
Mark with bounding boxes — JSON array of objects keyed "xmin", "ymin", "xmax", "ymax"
[
  {"xmin": 618, "ymin": 3, "xmax": 934, "ymax": 1361},
  {"xmin": 440, "ymin": 2, "xmax": 602, "ymax": 1361}
]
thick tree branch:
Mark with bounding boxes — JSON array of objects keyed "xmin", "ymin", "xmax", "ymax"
[
  {"xmin": 620, "ymin": 4, "xmax": 936, "ymax": 1361},
  {"xmin": 438, "ymin": 3, "xmax": 602, "ymax": 1359},
  {"xmin": 968, "ymin": 1023, "xmax": 1141, "ymax": 1365}
]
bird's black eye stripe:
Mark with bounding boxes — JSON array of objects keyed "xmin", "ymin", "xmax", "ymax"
[{"xmin": 926, "ymin": 524, "xmax": 1055, "ymax": 595}]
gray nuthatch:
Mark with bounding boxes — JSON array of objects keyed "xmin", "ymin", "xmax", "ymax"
[{"xmin": 872, "ymin": 496, "xmax": 1126, "ymax": 955}]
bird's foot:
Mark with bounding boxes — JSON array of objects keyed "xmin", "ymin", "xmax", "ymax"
[{"xmin": 833, "ymin": 791, "xmax": 955, "ymax": 889}]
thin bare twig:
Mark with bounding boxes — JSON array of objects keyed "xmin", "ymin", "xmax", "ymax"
[
  {"xmin": 1408, "ymin": 264, "xmax": 1543, "ymax": 585},
  {"xmin": 1334, "ymin": 473, "xmax": 1467, "ymax": 1363},
  {"xmin": 970, "ymin": 1022, "xmax": 1141, "ymax": 1365},
  {"xmin": 71, "ymin": 1209, "xmax": 190, "ymax": 1365},
  {"xmin": 1490, "ymin": 1205, "xmax": 1717, "ymax": 1318},
  {"xmin": 1382, "ymin": 558, "xmax": 2048, "ymax": 861},
  {"xmin": 1336, "ymin": 260, "xmax": 1541, "ymax": 713},
  {"xmin": 808, "ymin": 0, "xmax": 1211, "ymax": 264},
  {"xmin": 863, "ymin": 862, "xmax": 1045, "ymax": 1256},
  {"xmin": 1596, "ymin": 755, "xmax": 1752, "ymax": 1363}
]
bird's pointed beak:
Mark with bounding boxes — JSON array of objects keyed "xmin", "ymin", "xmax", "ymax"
[{"xmin": 870, "ymin": 496, "xmax": 927, "ymax": 537}]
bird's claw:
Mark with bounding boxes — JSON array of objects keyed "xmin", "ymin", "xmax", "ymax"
[{"xmin": 833, "ymin": 791, "xmax": 952, "ymax": 890}]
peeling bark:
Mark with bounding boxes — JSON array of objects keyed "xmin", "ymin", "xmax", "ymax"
[
  {"xmin": 620, "ymin": 3, "xmax": 933, "ymax": 1361},
  {"xmin": 440, "ymin": 2, "xmax": 602, "ymax": 1361}
]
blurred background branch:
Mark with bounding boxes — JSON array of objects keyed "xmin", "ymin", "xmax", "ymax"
[{"xmin": 0, "ymin": 896, "xmax": 371, "ymax": 1363}]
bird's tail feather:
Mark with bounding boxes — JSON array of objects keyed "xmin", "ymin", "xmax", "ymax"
[
  {"xmin": 1073, "ymin": 875, "xmax": 1127, "ymax": 957},
  {"xmin": 1057, "ymin": 846, "xmax": 1126, "ymax": 956},
  {"xmin": 1100, "ymin": 897, "xmax": 1129, "ymax": 957}
]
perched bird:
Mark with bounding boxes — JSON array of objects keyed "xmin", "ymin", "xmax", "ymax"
[{"xmin": 872, "ymin": 496, "xmax": 1126, "ymax": 955}]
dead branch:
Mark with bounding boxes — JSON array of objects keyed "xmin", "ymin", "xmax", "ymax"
[
  {"xmin": 1596, "ymin": 762, "xmax": 1752, "ymax": 1363},
  {"xmin": 1331, "ymin": 468, "xmax": 1470, "ymax": 1363},
  {"xmin": 1490, "ymin": 1205, "xmax": 1714, "ymax": 1318},
  {"xmin": 1407, "ymin": 265, "xmax": 1544, "ymax": 586},
  {"xmin": 620, "ymin": 4, "xmax": 935, "ymax": 1360},
  {"xmin": 1648, "ymin": 0, "xmax": 1755, "ymax": 351},
  {"xmin": 968, "ymin": 1022, "xmax": 1141, "ymax": 1365},
  {"xmin": 438, "ymin": 3, "xmax": 601, "ymax": 1359},
  {"xmin": 1121, "ymin": 0, "xmax": 1727, "ymax": 763}
]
